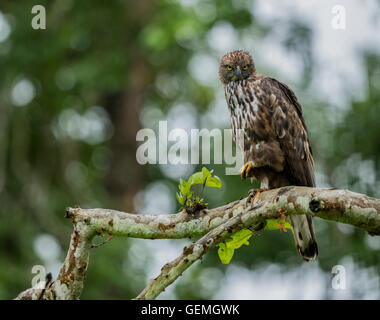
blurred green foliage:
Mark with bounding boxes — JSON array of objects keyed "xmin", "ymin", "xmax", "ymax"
[{"xmin": 0, "ymin": 0, "xmax": 379, "ymax": 299}]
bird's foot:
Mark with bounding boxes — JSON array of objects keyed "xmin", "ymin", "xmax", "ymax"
[
  {"xmin": 246, "ymin": 187, "xmax": 269, "ymax": 208},
  {"xmin": 240, "ymin": 161, "xmax": 263, "ymax": 180}
]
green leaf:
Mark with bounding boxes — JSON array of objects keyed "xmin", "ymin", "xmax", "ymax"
[
  {"xmin": 186, "ymin": 191, "xmax": 194, "ymax": 204},
  {"xmin": 179, "ymin": 179, "xmax": 192, "ymax": 197},
  {"xmin": 205, "ymin": 176, "xmax": 222, "ymax": 189},
  {"xmin": 218, "ymin": 242, "xmax": 234, "ymax": 264},
  {"xmin": 218, "ymin": 229, "xmax": 253, "ymax": 264},
  {"xmin": 201, "ymin": 167, "xmax": 212, "ymax": 183},
  {"xmin": 176, "ymin": 192, "xmax": 184, "ymax": 205},
  {"xmin": 188, "ymin": 172, "xmax": 203, "ymax": 185},
  {"xmin": 264, "ymin": 219, "xmax": 292, "ymax": 230},
  {"xmin": 225, "ymin": 229, "xmax": 253, "ymax": 249},
  {"xmin": 216, "ymin": 218, "xmax": 291, "ymax": 265}
]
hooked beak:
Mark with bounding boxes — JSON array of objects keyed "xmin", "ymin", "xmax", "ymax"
[{"xmin": 235, "ymin": 66, "xmax": 242, "ymax": 78}]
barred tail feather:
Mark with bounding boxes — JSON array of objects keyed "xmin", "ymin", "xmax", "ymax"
[{"xmin": 289, "ymin": 214, "xmax": 318, "ymax": 261}]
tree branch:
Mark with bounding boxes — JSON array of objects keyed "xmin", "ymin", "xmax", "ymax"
[
  {"xmin": 134, "ymin": 202, "xmax": 265, "ymax": 300},
  {"xmin": 15, "ymin": 187, "xmax": 380, "ymax": 300}
]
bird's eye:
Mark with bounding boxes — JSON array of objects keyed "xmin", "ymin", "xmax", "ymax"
[
  {"xmin": 243, "ymin": 65, "xmax": 249, "ymax": 70},
  {"xmin": 226, "ymin": 65, "xmax": 232, "ymax": 70}
]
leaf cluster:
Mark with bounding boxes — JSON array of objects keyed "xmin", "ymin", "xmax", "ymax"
[
  {"xmin": 176, "ymin": 167, "xmax": 222, "ymax": 213},
  {"xmin": 218, "ymin": 219, "xmax": 292, "ymax": 264}
]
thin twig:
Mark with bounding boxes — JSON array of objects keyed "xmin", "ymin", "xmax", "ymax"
[{"xmin": 91, "ymin": 234, "xmax": 113, "ymax": 248}]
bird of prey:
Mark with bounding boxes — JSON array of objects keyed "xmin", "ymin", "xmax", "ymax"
[{"xmin": 219, "ymin": 50, "xmax": 318, "ymax": 261}]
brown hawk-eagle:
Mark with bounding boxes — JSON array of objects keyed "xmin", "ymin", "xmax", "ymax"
[{"xmin": 219, "ymin": 50, "xmax": 318, "ymax": 261}]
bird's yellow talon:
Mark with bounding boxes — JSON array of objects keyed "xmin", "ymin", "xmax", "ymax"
[{"xmin": 240, "ymin": 161, "xmax": 255, "ymax": 180}]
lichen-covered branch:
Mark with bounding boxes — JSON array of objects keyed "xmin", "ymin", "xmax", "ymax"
[
  {"xmin": 134, "ymin": 202, "xmax": 266, "ymax": 300},
  {"xmin": 15, "ymin": 219, "xmax": 95, "ymax": 300},
  {"xmin": 134, "ymin": 186, "xmax": 380, "ymax": 299},
  {"xmin": 15, "ymin": 187, "xmax": 380, "ymax": 300}
]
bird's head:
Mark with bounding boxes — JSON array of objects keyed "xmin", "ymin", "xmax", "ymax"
[{"xmin": 219, "ymin": 50, "xmax": 256, "ymax": 85}]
